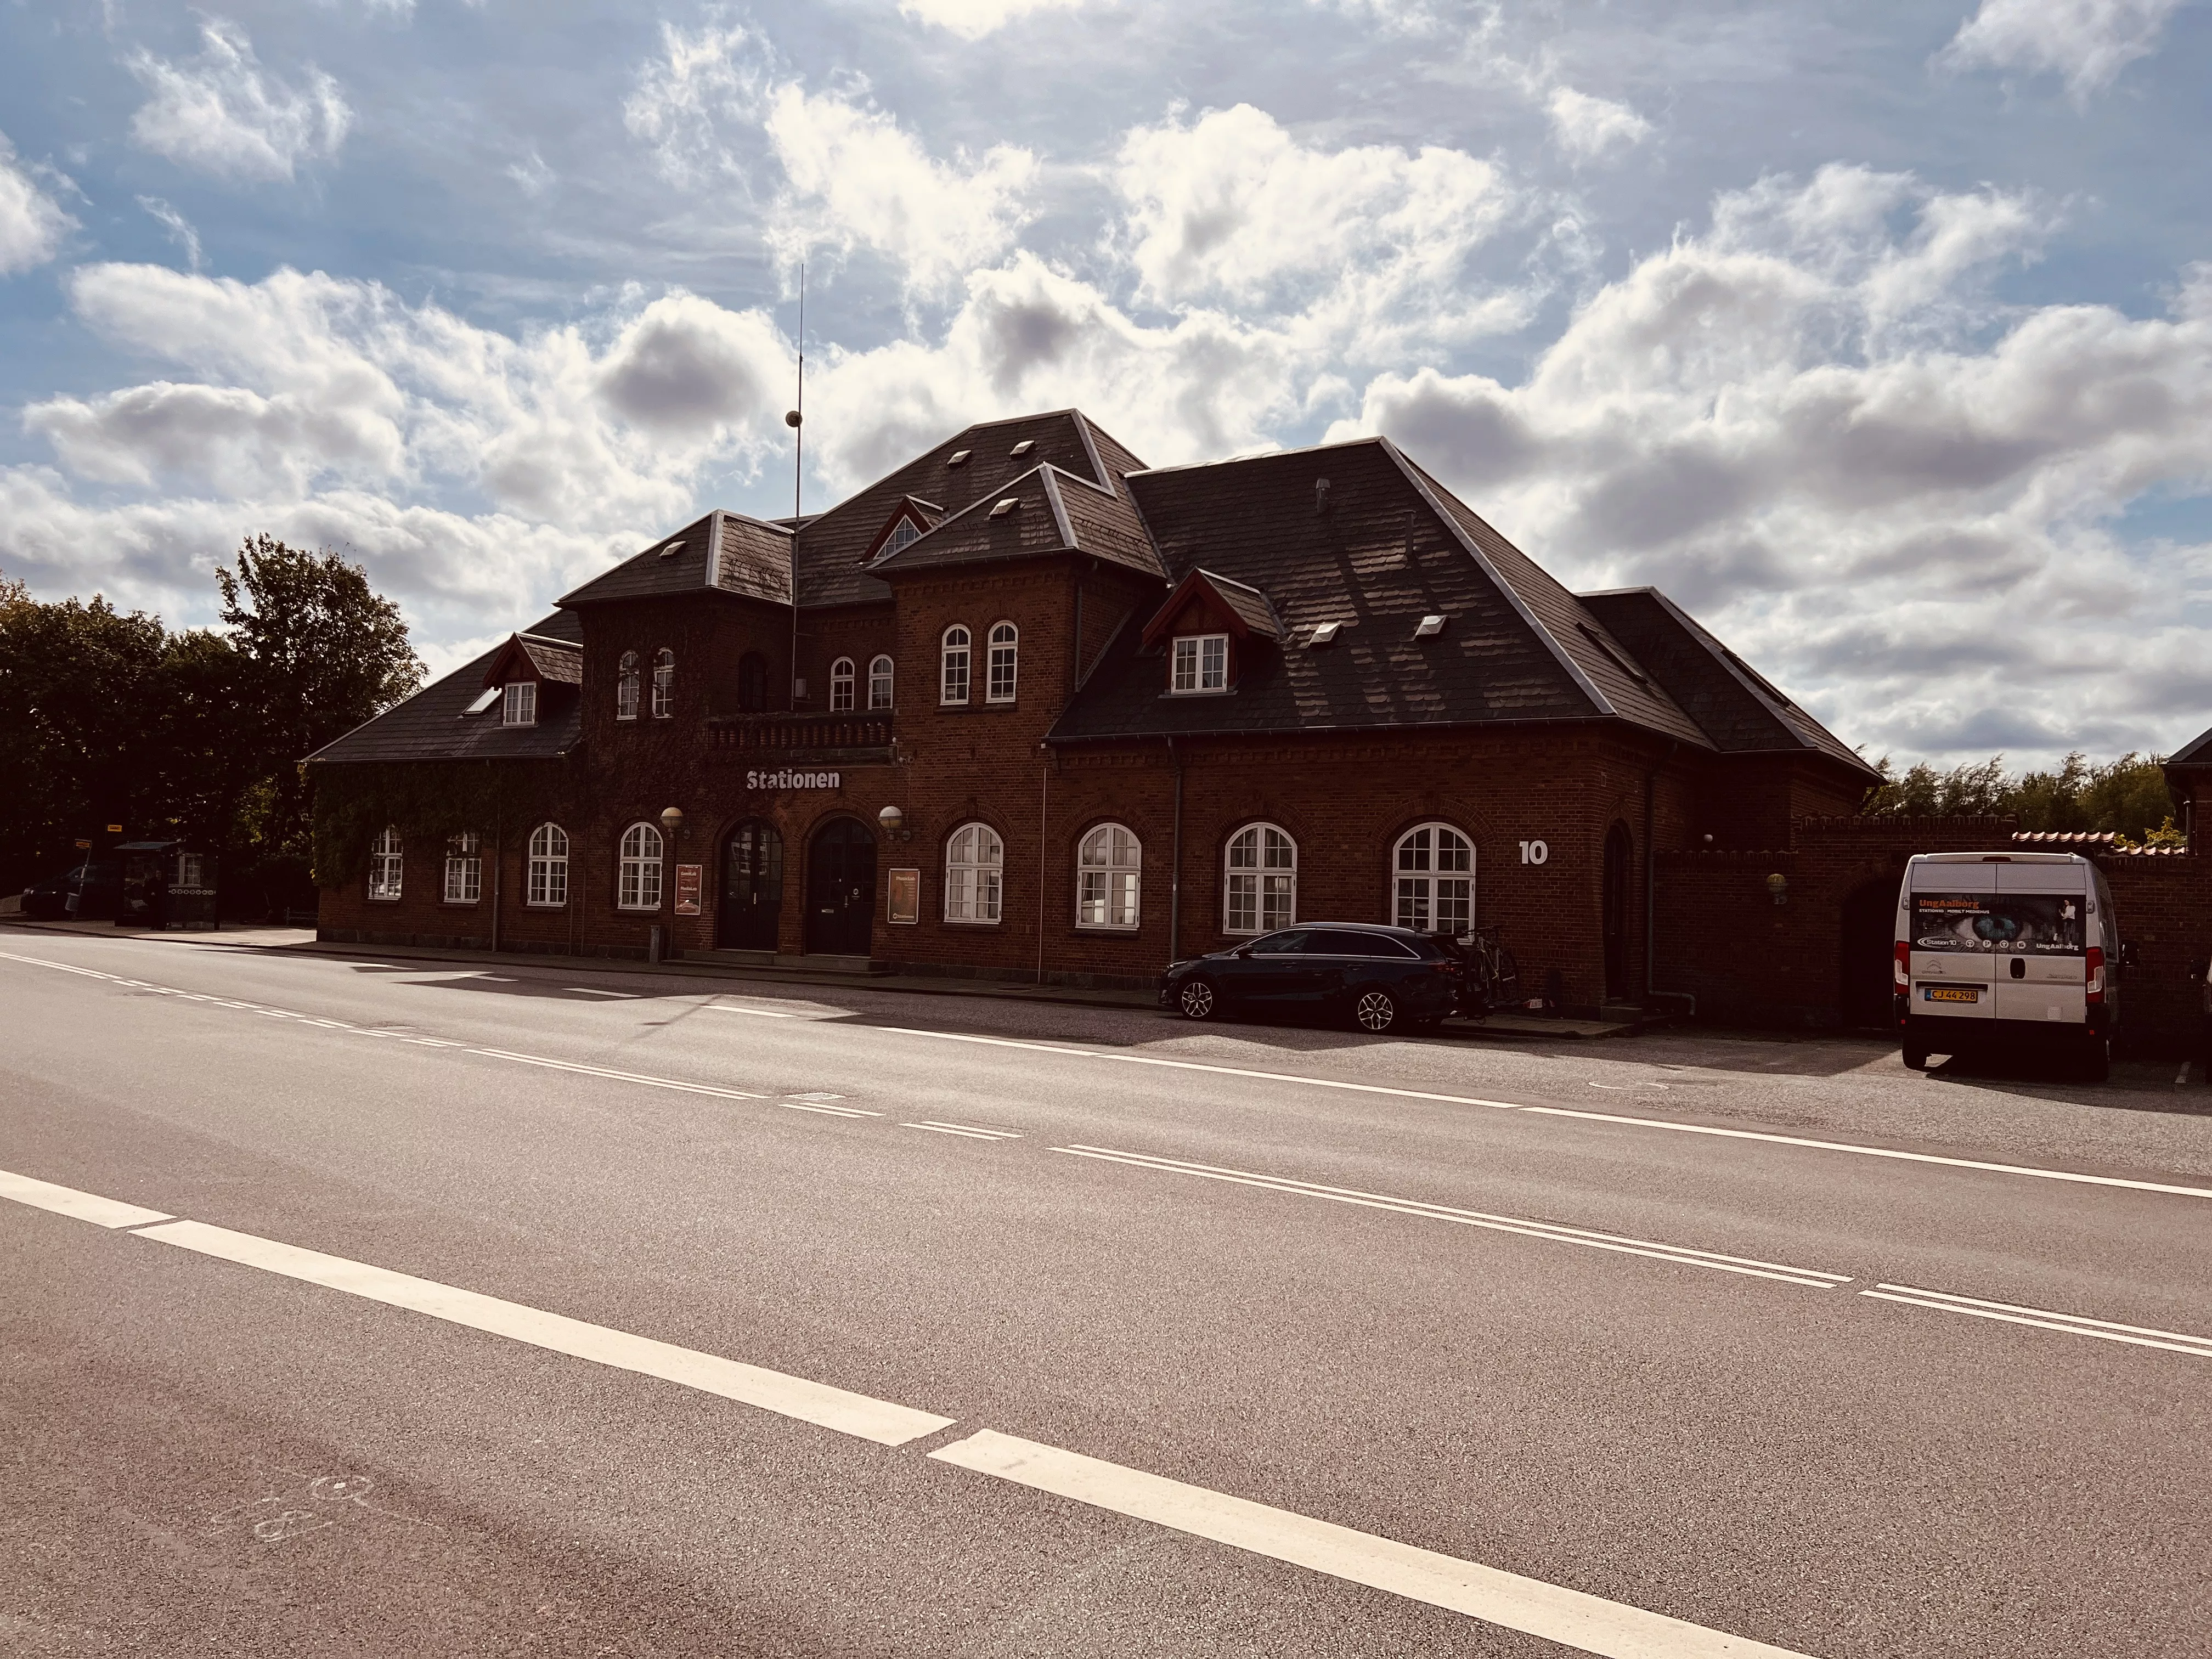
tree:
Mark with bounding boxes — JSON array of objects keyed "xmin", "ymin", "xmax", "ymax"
[
  {"xmin": 1864, "ymin": 751, "xmax": 2177, "ymax": 840},
  {"xmin": 217, "ymin": 535, "xmax": 424, "ymax": 864}
]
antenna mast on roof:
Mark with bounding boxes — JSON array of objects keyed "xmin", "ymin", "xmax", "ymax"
[{"xmin": 784, "ymin": 264, "xmax": 804, "ymax": 710}]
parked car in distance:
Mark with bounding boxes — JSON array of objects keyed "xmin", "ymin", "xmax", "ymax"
[
  {"xmin": 20, "ymin": 861, "xmax": 123, "ymax": 921},
  {"xmin": 1894, "ymin": 850, "xmax": 2123, "ymax": 1081},
  {"xmin": 1160, "ymin": 923, "xmax": 1462, "ymax": 1033}
]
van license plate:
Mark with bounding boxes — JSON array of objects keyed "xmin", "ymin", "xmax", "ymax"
[{"xmin": 1923, "ymin": 985, "xmax": 1979, "ymax": 1004}]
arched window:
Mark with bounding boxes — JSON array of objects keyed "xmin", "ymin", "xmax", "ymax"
[
  {"xmin": 618, "ymin": 822, "xmax": 665, "ymax": 910},
  {"xmin": 444, "ymin": 831, "xmax": 482, "ymax": 904},
  {"xmin": 941, "ymin": 625, "xmax": 970, "ymax": 705},
  {"xmin": 738, "ymin": 651, "xmax": 769, "ymax": 712},
  {"xmin": 1392, "ymin": 822, "xmax": 1474, "ymax": 935},
  {"xmin": 1224, "ymin": 823, "xmax": 1296, "ymax": 934},
  {"xmin": 617, "ymin": 652, "xmax": 639, "ymax": 721},
  {"xmin": 868, "ymin": 654, "xmax": 894, "ymax": 710},
  {"xmin": 527, "ymin": 823, "xmax": 569, "ymax": 907},
  {"xmin": 986, "ymin": 621, "xmax": 1018, "ymax": 703},
  {"xmin": 1077, "ymin": 823, "xmax": 1141, "ymax": 930},
  {"xmin": 944, "ymin": 822, "xmax": 1003, "ymax": 923},
  {"xmin": 368, "ymin": 826, "xmax": 403, "ymax": 901},
  {"xmin": 830, "ymin": 656, "xmax": 856, "ymax": 712},
  {"xmin": 651, "ymin": 649, "xmax": 675, "ymax": 719}
]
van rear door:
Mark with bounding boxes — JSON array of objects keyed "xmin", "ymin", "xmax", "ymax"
[
  {"xmin": 1906, "ymin": 864, "xmax": 1998, "ymax": 1025},
  {"xmin": 1992, "ymin": 861, "xmax": 2089, "ymax": 1027}
]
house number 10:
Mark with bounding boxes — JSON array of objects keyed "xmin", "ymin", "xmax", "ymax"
[{"xmin": 1519, "ymin": 839, "xmax": 1549, "ymax": 865}]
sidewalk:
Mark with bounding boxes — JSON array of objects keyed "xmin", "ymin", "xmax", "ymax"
[{"xmin": 0, "ymin": 913, "xmax": 1645, "ymax": 1039}]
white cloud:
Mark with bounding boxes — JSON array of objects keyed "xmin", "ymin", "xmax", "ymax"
[
  {"xmin": 7, "ymin": 264, "xmax": 795, "ymax": 644},
  {"xmin": 763, "ymin": 83, "xmax": 1039, "ymax": 294},
  {"xmin": 0, "ymin": 131, "xmax": 74, "ymax": 274},
  {"xmin": 1940, "ymin": 0, "xmax": 2187, "ymax": 102},
  {"xmin": 136, "ymin": 195, "xmax": 203, "ymax": 271},
  {"xmin": 621, "ymin": 14, "xmax": 766, "ymax": 188},
  {"xmin": 1329, "ymin": 166, "xmax": 2212, "ymax": 759},
  {"xmin": 897, "ymin": 0, "xmax": 1099, "ymax": 39},
  {"xmin": 126, "ymin": 17, "xmax": 352, "ymax": 183},
  {"xmin": 1546, "ymin": 86, "xmax": 1652, "ymax": 162},
  {"xmin": 1112, "ymin": 104, "xmax": 1525, "ymax": 360}
]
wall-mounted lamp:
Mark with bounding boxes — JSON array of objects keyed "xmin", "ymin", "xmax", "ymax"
[
  {"xmin": 878, "ymin": 805, "xmax": 911, "ymax": 843},
  {"xmin": 1765, "ymin": 871, "xmax": 1788, "ymax": 907},
  {"xmin": 659, "ymin": 806, "xmax": 686, "ymax": 844}
]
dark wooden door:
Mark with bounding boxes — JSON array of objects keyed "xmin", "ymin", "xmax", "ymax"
[
  {"xmin": 1601, "ymin": 822, "xmax": 1633, "ymax": 1000},
  {"xmin": 718, "ymin": 820, "xmax": 783, "ymax": 951},
  {"xmin": 805, "ymin": 818, "xmax": 876, "ymax": 956}
]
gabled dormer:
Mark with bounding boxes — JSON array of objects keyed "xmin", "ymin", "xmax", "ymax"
[
  {"xmin": 472, "ymin": 632, "xmax": 583, "ymax": 727},
  {"xmin": 861, "ymin": 496, "xmax": 945, "ymax": 566},
  {"xmin": 1138, "ymin": 569, "xmax": 1281, "ymax": 696}
]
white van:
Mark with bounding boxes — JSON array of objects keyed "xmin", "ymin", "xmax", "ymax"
[{"xmin": 1894, "ymin": 852, "xmax": 2121, "ymax": 1080}]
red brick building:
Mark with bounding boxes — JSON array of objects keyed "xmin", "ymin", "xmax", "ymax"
[{"xmin": 308, "ymin": 409, "xmax": 1899, "ymax": 1014}]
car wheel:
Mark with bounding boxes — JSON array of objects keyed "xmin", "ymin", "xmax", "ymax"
[
  {"xmin": 1352, "ymin": 988, "xmax": 1398, "ymax": 1033},
  {"xmin": 2081, "ymin": 1035, "xmax": 2111, "ymax": 1084},
  {"xmin": 1177, "ymin": 979, "xmax": 1220, "ymax": 1021},
  {"xmin": 1901, "ymin": 1046, "xmax": 1928, "ymax": 1070}
]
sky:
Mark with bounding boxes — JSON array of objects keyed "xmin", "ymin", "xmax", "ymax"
[{"xmin": 1, "ymin": 0, "xmax": 2208, "ymax": 769}]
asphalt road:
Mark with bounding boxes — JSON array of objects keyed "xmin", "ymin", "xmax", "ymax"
[{"xmin": 3, "ymin": 932, "xmax": 2209, "ymax": 1657}]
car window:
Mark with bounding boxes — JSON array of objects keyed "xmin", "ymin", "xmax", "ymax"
[
  {"xmin": 1308, "ymin": 929, "xmax": 1417, "ymax": 958},
  {"xmin": 1246, "ymin": 930, "xmax": 1311, "ymax": 956}
]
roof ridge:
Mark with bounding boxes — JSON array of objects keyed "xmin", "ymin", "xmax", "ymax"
[{"xmin": 1127, "ymin": 435, "xmax": 1392, "ymax": 479}]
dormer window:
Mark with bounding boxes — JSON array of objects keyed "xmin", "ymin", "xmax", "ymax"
[
  {"xmin": 886, "ymin": 519, "xmax": 922, "ymax": 557},
  {"xmin": 1171, "ymin": 634, "xmax": 1229, "ymax": 694},
  {"xmin": 501, "ymin": 682, "xmax": 537, "ymax": 726}
]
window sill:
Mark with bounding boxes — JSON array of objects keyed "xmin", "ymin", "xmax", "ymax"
[
  {"xmin": 943, "ymin": 917, "xmax": 1003, "ymax": 927},
  {"xmin": 367, "ymin": 896, "xmax": 402, "ymax": 904},
  {"xmin": 439, "ymin": 900, "xmax": 482, "ymax": 909},
  {"xmin": 523, "ymin": 902, "xmax": 567, "ymax": 911},
  {"xmin": 1075, "ymin": 922, "xmax": 1140, "ymax": 934},
  {"xmin": 1160, "ymin": 688, "xmax": 1235, "ymax": 699}
]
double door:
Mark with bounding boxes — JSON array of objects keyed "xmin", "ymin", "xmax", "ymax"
[
  {"xmin": 718, "ymin": 821, "xmax": 783, "ymax": 951},
  {"xmin": 805, "ymin": 818, "xmax": 877, "ymax": 956}
]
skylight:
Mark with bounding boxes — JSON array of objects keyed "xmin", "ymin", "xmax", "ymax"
[
  {"xmin": 989, "ymin": 496, "xmax": 1020, "ymax": 517},
  {"xmin": 463, "ymin": 686, "xmax": 501, "ymax": 715},
  {"xmin": 1414, "ymin": 614, "xmax": 1446, "ymax": 639},
  {"xmin": 658, "ymin": 539, "xmax": 684, "ymax": 557},
  {"xmin": 1308, "ymin": 622, "xmax": 1341, "ymax": 647},
  {"xmin": 1009, "ymin": 439, "xmax": 1034, "ymax": 455},
  {"xmin": 947, "ymin": 449, "xmax": 971, "ymax": 466}
]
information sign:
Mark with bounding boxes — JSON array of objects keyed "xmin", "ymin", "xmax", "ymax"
[{"xmin": 674, "ymin": 863, "xmax": 703, "ymax": 916}]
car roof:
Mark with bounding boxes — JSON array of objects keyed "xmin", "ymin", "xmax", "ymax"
[{"xmin": 1289, "ymin": 922, "xmax": 1430, "ymax": 937}]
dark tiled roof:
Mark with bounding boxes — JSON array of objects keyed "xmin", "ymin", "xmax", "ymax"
[
  {"xmin": 1049, "ymin": 439, "xmax": 1712, "ymax": 745},
  {"xmin": 1141, "ymin": 569, "xmax": 1282, "ymax": 647},
  {"xmin": 1579, "ymin": 588, "xmax": 1876, "ymax": 777},
  {"xmin": 557, "ymin": 511, "xmax": 793, "ymax": 608},
  {"xmin": 501, "ymin": 633, "xmax": 582, "ymax": 685},
  {"xmin": 307, "ymin": 611, "xmax": 583, "ymax": 765},
  {"xmin": 2169, "ymin": 724, "xmax": 2212, "ymax": 766},
  {"xmin": 868, "ymin": 463, "xmax": 1167, "ymax": 582},
  {"xmin": 792, "ymin": 410, "xmax": 1149, "ymax": 605}
]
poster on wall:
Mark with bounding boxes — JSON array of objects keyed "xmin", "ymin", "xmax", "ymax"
[
  {"xmin": 674, "ymin": 864, "xmax": 703, "ymax": 916},
  {"xmin": 887, "ymin": 868, "xmax": 919, "ymax": 924}
]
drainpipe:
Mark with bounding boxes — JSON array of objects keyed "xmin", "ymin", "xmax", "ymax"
[
  {"xmin": 1037, "ymin": 745, "xmax": 1050, "ymax": 984},
  {"xmin": 490, "ymin": 795, "xmax": 503, "ymax": 957},
  {"xmin": 1168, "ymin": 736, "xmax": 1184, "ymax": 967}
]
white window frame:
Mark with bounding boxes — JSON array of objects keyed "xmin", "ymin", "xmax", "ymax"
[
  {"xmin": 527, "ymin": 822, "xmax": 569, "ymax": 908},
  {"xmin": 1392, "ymin": 822, "xmax": 1475, "ymax": 936},
  {"xmin": 501, "ymin": 681, "xmax": 537, "ymax": 726},
  {"xmin": 617, "ymin": 652, "xmax": 639, "ymax": 721},
  {"xmin": 651, "ymin": 650, "xmax": 675, "ymax": 719},
  {"xmin": 944, "ymin": 822, "xmax": 1003, "ymax": 924},
  {"xmin": 829, "ymin": 657, "xmax": 855, "ymax": 712},
  {"xmin": 986, "ymin": 621, "xmax": 1018, "ymax": 703},
  {"xmin": 618, "ymin": 822, "xmax": 665, "ymax": 911},
  {"xmin": 1171, "ymin": 634, "xmax": 1229, "ymax": 695},
  {"xmin": 941, "ymin": 625, "xmax": 971, "ymax": 706},
  {"xmin": 868, "ymin": 654, "xmax": 894, "ymax": 710},
  {"xmin": 885, "ymin": 518, "xmax": 922, "ymax": 558},
  {"xmin": 368, "ymin": 826, "xmax": 403, "ymax": 902},
  {"xmin": 444, "ymin": 831, "xmax": 482, "ymax": 904},
  {"xmin": 1076, "ymin": 822, "xmax": 1141, "ymax": 930},
  {"xmin": 1224, "ymin": 823, "xmax": 1296, "ymax": 935}
]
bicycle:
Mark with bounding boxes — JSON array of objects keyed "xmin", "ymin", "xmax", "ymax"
[{"xmin": 1457, "ymin": 926, "xmax": 1520, "ymax": 1016}]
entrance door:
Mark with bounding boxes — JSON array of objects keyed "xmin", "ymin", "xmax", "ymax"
[
  {"xmin": 805, "ymin": 817, "xmax": 877, "ymax": 956},
  {"xmin": 718, "ymin": 820, "xmax": 783, "ymax": 951},
  {"xmin": 1600, "ymin": 822, "xmax": 1633, "ymax": 1000},
  {"xmin": 1838, "ymin": 879, "xmax": 1898, "ymax": 1029}
]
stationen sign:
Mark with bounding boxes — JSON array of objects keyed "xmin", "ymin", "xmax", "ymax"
[{"xmin": 745, "ymin": 769, "xmax": 842, "ymax": 791}]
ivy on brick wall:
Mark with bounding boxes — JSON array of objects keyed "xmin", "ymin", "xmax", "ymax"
[{"xmin": 311, "ymin": 761, "xmax": 577, "ymax": 886}]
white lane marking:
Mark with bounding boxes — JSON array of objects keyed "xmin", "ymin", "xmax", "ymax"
[
  {"xmin": 566, "ymin": 988, "xmax": 641, "ymax": 999},
  {"xmin": 785, "ymin": 1102, "xmax": 881, "ymax": 1119},
  {"xmin": 133, "ymin": 1218, "xmax": 952, "ymax": 1445},
  {"xmin": 1860, "ymin": 1283, "xmax": 2212, "ymax": 1359},
  {"xmin": 708, "ymin": 1003, "xmax": 798, "ymax": 1019},
  {"xmin": 1054, "ymin": 1145, "xmax": 1848, "ymax": 1289},
  {"xmin": 931, "ymin": 1430, "xmax": 1815, "ymax": 1659},
  {"xmin": 467, "ymin": 1048, "xmax": 765, "ymax": 1102},
  {"xmin": 902, "ymin": 1121, "xmax": 1023, "ymax": 1141},
  {"xmin": 877, "ymin": 1023, "xmax": 2212, "ymax": 1203},
  {"xmin": 0, "ymin": 1167, "xmax": 172, "ymax": 1229}
]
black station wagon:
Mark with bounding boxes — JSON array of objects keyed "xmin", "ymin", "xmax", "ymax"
[{"xmin": 1159, "ymin": 923, "xmax": 1463, "ymax": 1034}]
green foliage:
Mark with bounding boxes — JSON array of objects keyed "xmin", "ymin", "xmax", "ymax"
[
  {"xmin": 1864, "ymin": 751, "xmax": 2178, "ymax": 840},
  {"xmin": 310, "ymin": 761, "xmax": 566, "ymax": 888}
]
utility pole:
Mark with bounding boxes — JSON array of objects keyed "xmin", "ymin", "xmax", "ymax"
[{"xmin": 785, "ymin": 265, "xmax": 804, "ymax": 712}]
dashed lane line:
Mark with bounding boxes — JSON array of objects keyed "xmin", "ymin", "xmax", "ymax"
[
  {"xmin": 0, "ymin": 1165, "xmax": 1821, "ymax": 1658},
  {"xmin": 902, "ymin": 1121, "xmax": 1025, "ymax": 1141},
  {"xmin": 1054, "ymin": 1144, "xmax": 1852, "ymax": 1289},
  {"xmin": 878, "ymin": 1025, "xmax": 2212, "ymax": 1203}
]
